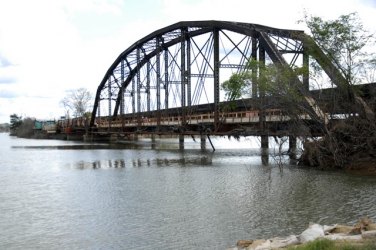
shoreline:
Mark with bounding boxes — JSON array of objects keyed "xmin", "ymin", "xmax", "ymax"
[{"xmin": 231, "ymin": 218, "xmax": 376, "ymax": 250}]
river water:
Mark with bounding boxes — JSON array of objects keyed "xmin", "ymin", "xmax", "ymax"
[{"xmin": 0, "ymin": 133, "xmax": 375, "ymax": 249}]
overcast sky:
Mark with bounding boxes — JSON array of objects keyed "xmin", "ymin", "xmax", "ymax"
[{"xmin": 0, "ymin": 0, "xmax": 375, "ymax": 123}]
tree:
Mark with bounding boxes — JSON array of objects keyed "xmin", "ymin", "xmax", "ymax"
[
  {"xmin": 9, "ymin": 114, "xmax": 22, "ymax": 135},
  {"xmin": 302, "ymin": 12, "xmax": 375, "ymax": 85},
  {"xmin": 221, "ymin": 59, "xmax": 309, "ymax": 120},
  {"xmin": 300, "ymin": 13, "xmax": 376, "ymax": 169},
  {"xmin": 9, "ymin": 114, "xmax": 35, "ymax": 138},
  {"xmin": 221, "ymin": 61, "xmax": 310, "ymax": 167},
  {"xmin": 15, "ymin": 118, "xmax": 35, "ymax": 138},
  {"xmin": 221, "ymin": 13, "xmax": 376, "ymax": 170},
  {"xmin": 60, "ymin": 88, "xmax": 92, "ymax": 118},
  {"xmin": 221, "ymin": 73, "xmax": 248, "ymax": 101}
]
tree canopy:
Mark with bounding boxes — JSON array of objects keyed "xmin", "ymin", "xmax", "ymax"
[
  {"xmin": 60, "ymin": 88, "xmax": 92, "ymax": 118},
  {"xmin": 302, "ymin": 12, "xmax": 375, "ymax": 85}
]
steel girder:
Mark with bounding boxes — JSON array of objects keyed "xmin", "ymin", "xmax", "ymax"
[{"xmin": 89, "ymin": 20, "xmax": 337, "ymax": 128}]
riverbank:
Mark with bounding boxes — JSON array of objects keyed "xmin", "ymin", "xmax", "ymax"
[{"xmin": 231, "ymin": 218, "xmax": 376, "ymax": 250}]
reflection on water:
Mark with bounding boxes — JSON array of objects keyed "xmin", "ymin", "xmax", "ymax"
[
  {"xmin": 1, "ymin": 134, "xmax": 376, "ymax": 250},
  {"xmin": 68, "ymin": 156, "xmax": 213, "ymax": 169}
]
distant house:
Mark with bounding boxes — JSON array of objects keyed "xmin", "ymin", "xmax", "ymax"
[{"xmin": 34, "ymin": 120, "xmax": 57, "ymax": 134}]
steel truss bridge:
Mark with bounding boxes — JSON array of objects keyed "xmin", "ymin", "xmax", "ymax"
[{"xmin": 88, "ymin": 20, "xmax": 374, "ymax": 139}]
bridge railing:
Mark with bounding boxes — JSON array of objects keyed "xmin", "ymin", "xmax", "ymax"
[{"xmin": 95, "ymin": 109, "xmax": 296, "ymax": 129}]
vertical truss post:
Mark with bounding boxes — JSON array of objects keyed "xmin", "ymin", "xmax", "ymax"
[
  {"xmin": 120, "ymin": 60, "xmax": 125, "ymax": 116},
  {"xmin": 132, "ymin": 78, "xmax": 136, "ymax": 116},
  {"xmin": 137, "ymin": 47, "xmax": 141, "ymax": 127},
  {"xmin": 181, "ymin": 28, "xmax": 187, "ymax": 125},
  {"xmin": 259, "ymin": 44, "xmax": 267, "ymax": 148},
  {"xmin": 213, "ymin": 28, "xmax": 220, "ymax": 131},
  {"xmin": 108, "ymin": 78, "xmax": 112, "ymax": 130},
  {"xmin": 120, "ymin": 60, "xmax": 125, "ymax": 129},
  {"xmin": 156, "ymin": 37, "xmax": 161, "ymax": 127},
  {"xmin": 97, "ymin": 101, "xmax": 100, "ymax": 125},
  {"xmin": 303, "ymin": 43, "xmax": 309, "ymax": 90},
  {"xmin": 147, "ymin": 61, "xmax": 151, "ymax": 112},
  {"xmin": 164, "ymin": 48, "xmax": 169, "ymax": 109},
  {"xmin": 251, "ymin": 37, "xmax": 258, "ymax": 98},
  {"xmin": 187, "ymin": 36, "xmax": 191, "ymax": 107}
]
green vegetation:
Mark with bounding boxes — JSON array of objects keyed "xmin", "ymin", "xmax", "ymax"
[
  {"xmin": 9, "ymin": 114, "xmax": 35, "ymax": 138},
  {"xmin": 220, "ymin": 12, "xmax": 376, "ymax": 170},
  {"xmin": 287, "ymin": 238, "xmax": 376, "ymax": 250},
  {"xmin": 221, "ymin": 73, "xmax": 248, "ymax": 101},
  {"xmin": 9, "ymin": 114, "xmax": 22, "ymax": 134},
  {"xmin": 299, "ymin": 13, "xmax": 376, "ymax": 169},
  {"xmin": 288, "ymin": 239, "xmax": 334, "ymax": 250},
  {"xmin": 301, "ymin": 12, "xmax": 375, "ymax": 85}
]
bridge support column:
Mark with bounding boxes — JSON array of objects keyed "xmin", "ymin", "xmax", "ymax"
[
  {"xmin": 261, "ymin": 135, "xmax": 269, "ymax": 165},
  {"xmin": 200, "ymin": 134, "xmax": 206, "ymax": 150},
  {"xmin": 261, "ymin": 149, "xmax": 269, "ymax": 166},
  {"xmin": 110, "ymin": 134, "xmax": 118, "ymax": 143},
  {"xmin": 179, "ymin": 134, "xmax": 184, "ymax": 150},
  {"xmin": 289, "ymin": 135, "xmax": 297, "ymax": 160},
  {"xmin": 151, "ymin": 134, "xmax": 156, "ymax": 149},
  {"xmin": 261, "ymin": 135, "xmax": 269, "ymax": 149},
  {"xmin": 83, "ymin": 133, "xmax": 93, "ymax": 142},
  {"xmin": 131, "ymin": 133, "xmax": 138, "ymax": 141}
]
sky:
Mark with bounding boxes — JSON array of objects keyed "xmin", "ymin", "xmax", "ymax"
[{"xmin": 0, "ymin": 0, "xmax": 375, "ymax": 123}]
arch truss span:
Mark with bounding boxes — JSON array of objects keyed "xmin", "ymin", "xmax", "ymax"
[{"xmin": 90, "ymin": 20, "xmax": 332, "ymax": 131}]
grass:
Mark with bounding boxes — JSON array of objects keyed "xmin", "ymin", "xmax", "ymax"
[{"xmin": 287, "ymin": 238, "xmax": 376, "ymax": 250}]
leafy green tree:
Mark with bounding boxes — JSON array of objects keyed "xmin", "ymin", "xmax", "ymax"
[
  {"xmin": 9, "ymin": 114, "xmax": 22, "ymax": 133},
  {"xmin": 299, "ymin": 13, "xmax": 376, "ymax": 169},
  {"xmin": 221, "ymin": 59, "xmax": 308, "ymax": 118},
  {"xmin": 302, "ymin": 12, "xmax": 375, "ymax": 85},
  {"xmin": 221, "ymin": 73, "xmax": 248, "ymax": 101}
]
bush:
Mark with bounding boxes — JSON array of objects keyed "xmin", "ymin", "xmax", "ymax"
[
  {"xmin": 15, "ymin": 118, "xmax": 35, "ymax": 138},
  {"xmin": 289, "ymin": 239, "xmax": 335, "ymax": 250}
]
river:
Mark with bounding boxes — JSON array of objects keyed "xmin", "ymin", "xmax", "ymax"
[{"xmin": 0, "ymin": 133, "xmax": 375, "ymax": 249}]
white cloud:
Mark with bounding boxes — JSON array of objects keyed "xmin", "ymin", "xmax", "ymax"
[{"xmin": 60, "ymin": 0, "xmax": 124, "ymax": 15}]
